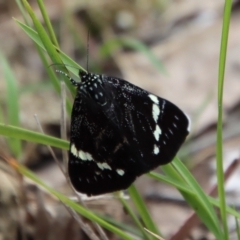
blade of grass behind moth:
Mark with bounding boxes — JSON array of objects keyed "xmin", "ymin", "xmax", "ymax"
[
  {"xmin": 98, "ymin": 213, "xmax": 143, "ymax": 238},
  {"xmin": 148, "ymin": 171, "xmax": 194, "ymax": 194},
  {"xmin": 22, "ymin": 0, "xmax": 65, "ymax": 91},
  {"xmin": 216, "ymin": 0, "xmax": 232, "ymax": 238},
  {"xmin": 38, "ymin": 42, "xmax": 72, "ymax": 115},
  {"xmin": 0, "ymin": 52, "xmax": 22, "ymax": 159},
  {"xmin": 209, "ymin": 197, "xmax": 240, "ymax": 218},
  {"xmin": 57, "ymin": 49, "xmax": 86, "ymax": 76},
  {"xmin": 14, "ymin": 20, "xmax": 85, "ymax": 77},
  {"xmin": 235, "ymin": 213, "xmax": 240, "ymax": 240},
  {"xmin": 170, "ymin": 157, "xmax": 240, "ymax": 240},
  {"xmin": 36, "ymin": 0, "xmax": 59, "ymax": 48},
  {"xmin": 14, "ymin": 20, "xmax": 73, "ymax": 113},
  {"xmin": 128, "ymin": 185, "xmax": 160, "ymax": 239},
  {"xmin": 15, "ymin": 0, "xmax": 30, "ymax": 23},
  {"xmin": 118, "ymin": 192, "xmax": 153, "ymax": 240},
  {"xmin": 14, "ymin": 19, "xmax": 85, "ymax": 98},
  {"xmin": 0, "ymin": 124, "xmax": 68, "ymax": 150},
  {"xmin": 22, "ymin": 1, "xmax": 62, "ymax": 80},
  {"xmin": 22, "ymin": 0, "xmax": 59, "ymax": 64},
  {"xmin": 174, "ymin": 160, "xmax": 222, "ymax": 238},
  {"xmin": 15, "ymin": 3, "xmax": 81, "ymax": 100},
  {"xmin": 162, "ymin": 159, "xmax": 223, "ymax": 239}
]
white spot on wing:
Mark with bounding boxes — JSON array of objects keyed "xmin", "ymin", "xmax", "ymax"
[
  {"xmin": 152, "ymin": 104, "xmax": 160, "ymax": 122},
  {"xmin": 79, "ymin": 150, "xmax": 93, "ymax": 161},
  {"xmin": 148, "ymin": 94, "xmax": 159, "ymax": 104},
  {"xmin": 70, "ymin": 144, "xmax": 93, "ymax": 161},
  {"xmin": 116, "ymin": 169, "xmax": 125, "ymax": 176},
  {"xmin": 153, "ymin": 145, "xmax": 159, "ymax": 154},
  {"xmin": 153, "ymin": 125, "xmax": 161, "ymax": 141},
  {"xmin": 70, "ymin": 144, "xmax": 78, "ymax": 157},
  {"xmin": 185, "ymin": 114, "xmax": 191, "ymax": 132},
  {"xmin": 101, "ymin": 102, "xmax": 107, "ymax": 106},
  {"xmin": 97, "ymin": 162, "xmax": 112, "ymax": 170}
]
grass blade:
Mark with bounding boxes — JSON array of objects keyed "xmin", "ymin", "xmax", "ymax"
[
  {"xmin": 119, "ymin": 192, "xmax": 152, "ymax": 240},
  {"xmin": 36, "ymin": 0, "xmax": 59, "ymax": 47},
  {"xmin": 162, "ymin": 160, "xmax": 223, "ymax": 239},
  {"xmin": 0, "ymin": 52, "xmax": 22, "ymax": 158},
  {"xmin": 216, "ymin": 0, "xmax": 232, "ymax": 238},
  {"xmin": 128, "ymin": 185, "xmax": 160, "ymax": 238},
  {"xmin": 0, "ymin": 124, "xmax": 68, "ymax": 150}
]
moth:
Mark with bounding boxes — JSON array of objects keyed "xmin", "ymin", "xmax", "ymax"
[{"xmin": 58, "ymin": 70, "xmax": 190, "ymax": 196}]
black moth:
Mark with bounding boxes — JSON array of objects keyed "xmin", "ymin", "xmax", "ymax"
[{"xmin": 58, "ymin": 70, "xmax": 190, "ymax": 196}]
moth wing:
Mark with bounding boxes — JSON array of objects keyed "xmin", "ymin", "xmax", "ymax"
[
  {"xmin": 68, "ymin": 74, "xmax": 190, "ymax": 196},
  {"xmin": 106, "ymin": 76, "xmax": 190, "ymax": 172}
]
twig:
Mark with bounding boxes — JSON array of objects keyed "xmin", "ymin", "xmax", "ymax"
[{"xmin": 60, "ymin": 82, "xmax": 68, "ymax": 174}]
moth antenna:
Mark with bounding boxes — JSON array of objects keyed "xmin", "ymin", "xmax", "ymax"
[
  {"xmin": 86, "ymin": 30, "xmax": 89, "ymax": 72},
  {"xmin": 56, "ymin": 70, "xmax": 79, "ymax": 86}
]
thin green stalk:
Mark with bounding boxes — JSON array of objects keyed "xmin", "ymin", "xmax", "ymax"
[
  {"xmin": 0, "ymin": 52, "xmax": 22, "ymax": 158},
  {"xmin": 36, "ymin": 0, "xmax": 59, "ymax": 47},
  {"xmin": 162, "ymin": 160, "xmax": 223, "ymax": 239},
  {"xmin": 119, "ymin": 193, "xmax": 152, "ymax": 240},
  {"xmin": 22, "ymin": 0, "xmax": 63, "ymax": 92},
  {"xmin": 15, "ymin": 1, "xmax": 71, "ymax": 115},
  {"xmin": 217, "ymin": 0, "xmax": 232, "ymax": 238},
  {"xmin": 0, "ymin": 124, "xmax": 68, "ymax": 150},
  {"xmin": 209, "ymin": 198, "xmax": 240, "ymax": 219},
  {"xmin": 37, "ymin": 45, "xmax": 72, "ymax": 114},
  {"xmin": 97, "ymin": 214, "xmax": 142, "ymax": 237},
  {"xmin": 128, "ymin": 185, "xmax": 160, "ymax": 238},
  {"xmin": 148, "ymin": 172, "xmax": 193, "ymax": 194},
  {"xmin": 235, "ymin": 214, "xmax": 240, "ymax": 240},
  {"xmin": 15, "ymin": 0, "xmax": 29, "ymax": 23}
]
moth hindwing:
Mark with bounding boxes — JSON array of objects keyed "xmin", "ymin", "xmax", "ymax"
[{"xmin": 59, "ymin": 70, "xmax": 190, "ymax": 196}]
